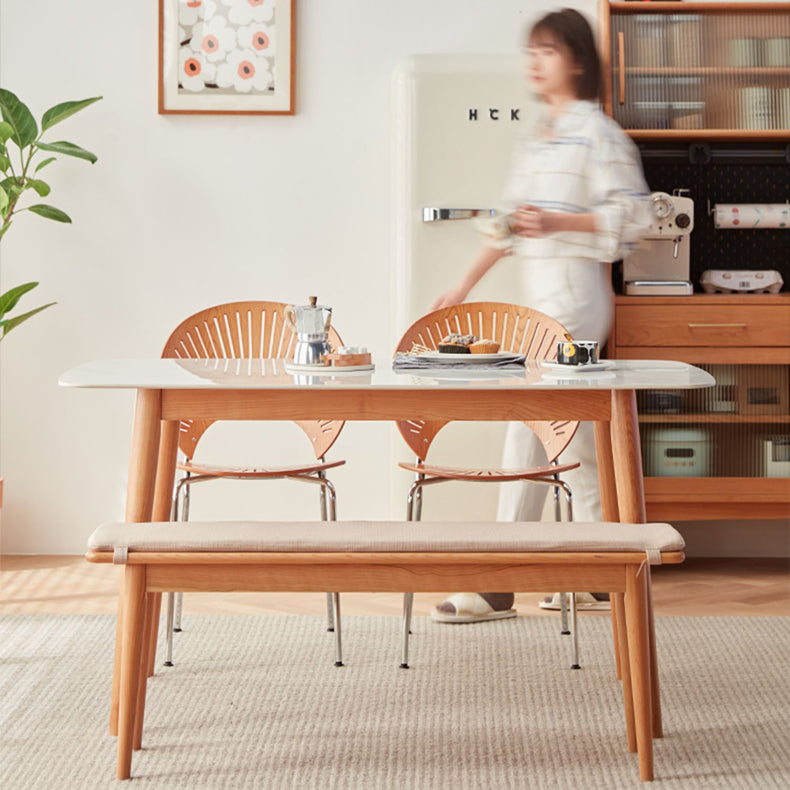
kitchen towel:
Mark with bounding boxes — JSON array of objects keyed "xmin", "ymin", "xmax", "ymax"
[{"xmin": 714, "ymin": 203, "xmax": 789, "ymax": 229}]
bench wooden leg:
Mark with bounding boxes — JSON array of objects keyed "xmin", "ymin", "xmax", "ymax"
[
  {"xmin": 118, "ymin": 565, "xmax": 147, "ymax": 780},
  {"xmin": 110, "ymin": 576, "xmax": 124, "ymax": 737},
  {"xmin": 625, "ymin": 564, "xmax": 654, "ymax": 782},
  {"xmin": 613, "ymin": 592, "xmax": 636, "ymax": 753},
  {"xmin": 645, "ymin": 564, "xmax": 662, "ymax": 738},
  {"xmin": 111, "ymin": 390, "xmax": 162, "ymax": 737},
  {"xmin": 134, "ymin": 593, "xmax": 156, "ymax": 751}
]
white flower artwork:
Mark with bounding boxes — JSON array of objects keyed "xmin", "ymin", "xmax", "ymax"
[
  {"xmin": 219, "ymin": 0, "xmax": 275, "ymax": 27},
  {"xmin": 178, "ymin": 47, "xmax": 218, "ymax": 92},
  {"xmin": 237, "ymin": 22, "xmax": 275, "ymax": 58},
  {"xmin": 161, "ymin": 0, "xmax": 293, "ymax": 113},
  {"xmin": 178, "ymin": 0, "xmax": 219, "ymax": 28},
  {"xmin": 216, "ymin": 48, "xmax": 273, "ymax": 93},
  {"xmin": 190, "ymin": 15, "xmax": 237, "ymax": 63}
]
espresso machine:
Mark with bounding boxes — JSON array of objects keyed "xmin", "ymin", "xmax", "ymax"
[{"xmin": 623, "ymin": 190, "xmax": 695, "ymax": 296}]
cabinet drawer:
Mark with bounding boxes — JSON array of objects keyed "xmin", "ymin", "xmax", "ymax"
[{"xmin": 616, "ymin": 304, "xmax": 790, "ymax": 348}]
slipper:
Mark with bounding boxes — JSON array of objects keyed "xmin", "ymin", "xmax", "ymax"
[
  {"xmin": 538, "ymin": 592, "xmax": 611, "ymax": 611},
  {"xmin": 431, "ymin": 593, "xmax": 517, "ymax": 624}
]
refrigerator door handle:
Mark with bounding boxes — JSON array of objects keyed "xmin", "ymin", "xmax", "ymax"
[{"xmin": 422, "ymin": 208, "xmax": 497, "ymax": 222}]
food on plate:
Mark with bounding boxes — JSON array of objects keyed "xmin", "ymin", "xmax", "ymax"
[
  {"xmin": 469, "ymin": 339, "xmax": 501, "ymax": 354},
  {"xmin": 437, "ymin": 333, "xmax": 478, "ymax": 353}
]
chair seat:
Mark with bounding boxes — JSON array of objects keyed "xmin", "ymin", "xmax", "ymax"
[
  {"xmin": 398, "ymin": 460, "xmax": 580, "ymax": 481},
  {"xmin": 177, "ymin": 459, "xmax": 345, "ymax": 479}
]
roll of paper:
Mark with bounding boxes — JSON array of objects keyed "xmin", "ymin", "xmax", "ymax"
[{"xmin": 714, "ymin": 204, "xmax": 789, "ymax": 229}]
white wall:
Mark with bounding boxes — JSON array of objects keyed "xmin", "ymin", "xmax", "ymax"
[
  {"xmin": 1, "ymin": 0, "xmax": 587, "ymax": 553},
  {"xmin": 1, "ymin": 1, "xmax": 785, "ymax": 556}
]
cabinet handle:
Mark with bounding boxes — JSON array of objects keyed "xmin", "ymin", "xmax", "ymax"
[
  {"xmin": 688, "ymin": 323, "xmax": 747, "ymax": 329},
  {"xmin": 618, "ymin": 32, "xmax": 625, "ymax": 106}
]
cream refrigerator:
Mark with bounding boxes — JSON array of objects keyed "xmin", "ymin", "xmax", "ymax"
[{"xmin": 389, "ymin": 54, "xmax": 539, "ymax": 520}]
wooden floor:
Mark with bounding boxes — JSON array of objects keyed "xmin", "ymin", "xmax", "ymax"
[{"xmin": 1, "ymin": 555, "xmax": 788, "ymax": 617}]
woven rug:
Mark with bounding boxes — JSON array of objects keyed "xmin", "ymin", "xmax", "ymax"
[{"xmin": 1, "ymin": 614, "xmax": 788, "ymax": 789}]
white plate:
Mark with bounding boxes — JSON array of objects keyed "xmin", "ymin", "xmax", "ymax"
[
  {"xmin": 405, "ymin": 368, "xmax": 526, "ymax": 381},
  {"xmin": 541, "ymin": 360, "xmax": 615, "ymax": 373},
  {"xmin": 417, "ymin": 351, "xmax": 515, "ymax": 363},
  {"xmin": 285, "ymin": 362, "xmax": 375, "ymax": 373}
]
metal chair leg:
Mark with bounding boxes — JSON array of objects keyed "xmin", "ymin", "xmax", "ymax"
[
  {"xmin": 173, "ymin": 480, "xmax": 191, "ymax": 633},
  {"xmin": 331, "ymin": 593, "xmax": 343, "ymax": 667},
  {"xmin": 558, "ymin": 592, "xmax": 570, "ymax": 635},
  {"xmin": 570, "ymin": 592, "xmax": 580, "ymax": 669},
  {"xmin": 318, "ymin": 472, "xmax": 342, "ymax": 665},
  {"xmin": 318, "ymin": 471, "xmax": 335, "ymax": 633},
  {"xmin": 400, "ymin": 468, "xmax": 426, "ymax": 665},
  {"xmin": 401, "ymin": 593, "xmax": 414, "ymax": 668},
  {"xmin": 164, "ymin": 592, "xmax": 175, "ymax": 667}
]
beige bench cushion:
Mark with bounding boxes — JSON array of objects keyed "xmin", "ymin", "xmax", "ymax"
[{"xmin": 88, "ymin": 520, "xmax": 684, "ymax": 557}]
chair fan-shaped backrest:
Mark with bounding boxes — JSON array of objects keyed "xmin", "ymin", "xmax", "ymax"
[
  {"xmin": 394, "ymin": 302, "xmax": 578, "ymax": 463},
  {"xmin": 162, "ymin": 301, "xmax": 344, "ymax": 461}
]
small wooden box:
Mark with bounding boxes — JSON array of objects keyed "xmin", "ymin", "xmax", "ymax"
[{"xmin": 324, "ymin": 352, "xmax": 372, "ymax": 368}]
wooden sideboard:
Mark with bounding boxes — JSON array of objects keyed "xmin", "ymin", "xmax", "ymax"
[{"xmin": 609, "ymin": 293, "xmax": 790, "ymax": 521}]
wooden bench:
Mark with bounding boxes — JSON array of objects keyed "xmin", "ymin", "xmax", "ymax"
[{"xmin": 86, "ymin": 519, "xmax": 685, "ymax": 782}]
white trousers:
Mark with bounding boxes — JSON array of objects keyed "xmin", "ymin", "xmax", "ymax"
[{"xmin": 497, "ymin": 258, "xmax": 614, "ymax": 523}]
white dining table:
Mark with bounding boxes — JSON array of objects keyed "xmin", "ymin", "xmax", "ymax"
[{"xmin": 59, "ymin": 356, "xmax": 715, "ymax": 528}]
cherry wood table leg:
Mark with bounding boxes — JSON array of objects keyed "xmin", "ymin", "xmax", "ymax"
[
  {"xmin": 625, "ymin": 564, "xmax": 654, "ymax": 782},
  {"xmin": 110, "ymin": 389, "xmax": 162, "ymax": 737},
  {"xmin": 117, "ymin": 564, "xmax": 147, "ymax": 780},
  {"xmin": 594, "ymin": 419, "xmax": 622, "ymax": 679},
  {"xmin": 610, "ymin": 390, "xmax": 646, "ymax": 524},
  {"xmin": 610, "ymin": 389, "xmax": 664, "ymax": 743},
  {"xmin": 145, "ymin": 420, "xmax": 180, "ymax": 677},
  {"xmin": 613, "ymin": 592, "xmax": 636, "ymax": 753}
]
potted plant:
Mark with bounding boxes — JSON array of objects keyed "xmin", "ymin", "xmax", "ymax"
[
  {"xmin": 0, "ymin": 89, "xmax": 102, "ymax": 510},
  {"xmin": 0, "ymin": 89, "xmax": 102, "ymax": 338}
]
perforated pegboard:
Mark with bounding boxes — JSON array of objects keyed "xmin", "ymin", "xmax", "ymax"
[{"xmin": 614, "ymin": 143, "xmax": 789, "ymax": 293}]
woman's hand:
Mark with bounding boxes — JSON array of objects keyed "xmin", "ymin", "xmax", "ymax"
[
  {"xmin": 429, "ymin": 284, "xmax": 470, "ymax": 311},
  {"xmin": 511, "ymin": 204, "xmax": 555, "ymax": 237},
  {"xmin": 511, "ymin": 205, "xmax": 598, "ymax": 236}
]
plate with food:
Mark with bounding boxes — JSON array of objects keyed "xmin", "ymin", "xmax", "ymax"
[
  {"xmin": 415, "ymin": 334, "xmax": 513, "ymax": 362},
  {"xmin": 418, "ymin": 351, "xmax": 516, "ymax": 363}
]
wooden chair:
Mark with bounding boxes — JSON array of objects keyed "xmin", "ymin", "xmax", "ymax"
[
  {"xmin": 161, "ymin": 300, "xmax": 347, "ymax": 666},
  {"xmin": 394, "ymin": 302, "xmax": 581, "ymax": 667}
]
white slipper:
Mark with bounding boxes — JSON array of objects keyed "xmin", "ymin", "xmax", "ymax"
[
  {"xmin": 538, "ymin": 592, "xmax": 611, "ymax": 611},
  {"xmin": 431, "ymin": 593, "xmax": 517, "ymax": 624}
]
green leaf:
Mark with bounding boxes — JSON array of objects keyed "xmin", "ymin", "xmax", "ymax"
[
  {"xmin": 34, "ymin": 156, "xmax": 56, "ymax": 173},
  {"xmin": 0, "ymin": 154, "xmax": 9, "ymax": 172},
  {"xmin": 41, "ymin": 96, "xmax": 102, "ymax": 132},
  {"xmin": 0, "ymin": 281, "xmax": 39, "ymax": 318},
  {"xmin": 0, "ymin": 184, "xmax": 7, "ymax": 213},
  {"xmin": 0, "ymin": 302, "xmax": 56, "ymax": 339},
  {"xmin": 26, "ymin": 178, "xmax": 51, "ymax": 197},
  {"xmin": 27, "ymin": 204, "xmax": 71, "ymax": 222},
  {"xmin": 0, "ymin": 176, "xmax": 23, "ymax": 199},
  {"xmin": 35, "ymin": 140, "xmax": 97, "ymax": 164},
  {"xmin": 0, "ymin": 89, "xmax": 38, "ymax": 149},
  {"xmin": 0, "ymin": 120, "xmax": 15, "ymax": 142}
]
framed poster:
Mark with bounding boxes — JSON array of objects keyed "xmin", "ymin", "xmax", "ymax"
[{"xmin": 158, "ymin": 0, "xmax": 295, "ymax": 115}]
